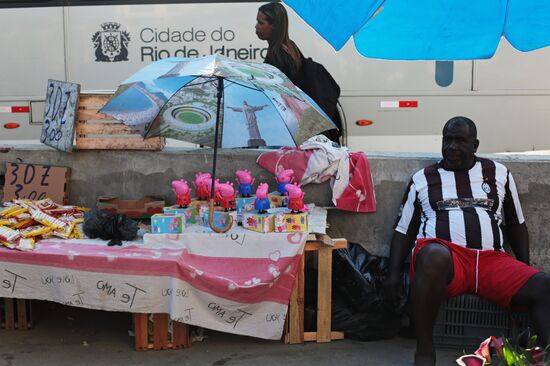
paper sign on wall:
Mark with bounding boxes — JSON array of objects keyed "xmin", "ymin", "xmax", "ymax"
[
  {"xmin": 3, "ymin": 163, "xmax": 71, "ymax": 204},
  {"xmin": 40, "ymin": 79, "xmax": 81, "ymax": 152}
]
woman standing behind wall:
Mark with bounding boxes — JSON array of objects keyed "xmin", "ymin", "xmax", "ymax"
[
  {"xmin": 256, "ymin": 2, "xmax": 304, "ymax": 88},
  {"xmin": 255, "ymin": 2, "xmax": 341, "ymax": 143}
]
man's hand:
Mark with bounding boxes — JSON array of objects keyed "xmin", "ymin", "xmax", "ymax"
[
  {"xmin": 382, "ymin": 272, "xmax": 402, "ymax": 309},
  {"xmin": 383, "ymin": 231, "xmax": 413, "ymax": 310}
]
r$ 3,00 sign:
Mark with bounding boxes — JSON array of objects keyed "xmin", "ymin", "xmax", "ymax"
[
  {"xmin": 40, "ymin": 79, "xmax": 81, "ymax": 152},
  {"xmin": 3, "ymin": 163, "xmax": 71, "ymax": 204}
]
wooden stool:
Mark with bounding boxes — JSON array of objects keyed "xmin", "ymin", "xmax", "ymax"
[
  {"xmin": 1, "ymin": 298, "xmax": 33, "ymax": 330},
  {"xmin": 133, "ymin": 313, "xmax": 191, "ymax": 351},
  {"xmin": 284, "ymin": 235, "xmax": 348, "ymax": 344}
]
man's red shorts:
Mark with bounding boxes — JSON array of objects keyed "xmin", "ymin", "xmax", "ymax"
[{"xmin": 410, "ymin": 238, "xmax": 540, "ymax": 308}]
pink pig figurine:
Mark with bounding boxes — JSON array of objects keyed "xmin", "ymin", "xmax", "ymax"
[
  {"xmin": 254, "ymin": 183, "xmax": 271, "ymax": 214},
  {"xmin": 215, "ymin": 181, "xmax": 236, "ymax": 211},
  {"xmin": 193, "ymin": 172, "xmax": 212, "ymax": 200},
  {"xmin": 235, "ymin": 169, "xmax": 255, "ymax": 197},
  {"xmin": 276, "ymin": 168, "xmax": 295, "ymax": 195},
  {"xmin": 171, "ymin": 179, "xmax": 191, "ymax": 208},
  {"xmin": 285, "ymin": 183, "xmax": 305, "ymax": 213}
]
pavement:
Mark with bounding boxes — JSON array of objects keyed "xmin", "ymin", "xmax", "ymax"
[{"xmin": 0, "ymin": 302, "xmax": 461, "ymax": 366}]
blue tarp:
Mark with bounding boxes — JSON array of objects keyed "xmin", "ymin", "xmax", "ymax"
[{"xmin": 283, "ymin": 0, "xmax": 550, "ymax": 60}]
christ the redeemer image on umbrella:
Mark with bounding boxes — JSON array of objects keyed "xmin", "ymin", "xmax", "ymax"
[{"xmin": 227, "ymin": 101, "xmax": 268, "ymax": 147}]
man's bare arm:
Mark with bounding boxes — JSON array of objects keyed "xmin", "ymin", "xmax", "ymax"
[
  {"xmin": 383, "ymin": 231, "xmax": 415, "ymax": 305},
  {"xmin": 388, "ymin": 231, "xmax": 415, "ymax": 278},
  {"xmin": 506, "ymin": 222, "xmax": 530, "ymax": 265}
]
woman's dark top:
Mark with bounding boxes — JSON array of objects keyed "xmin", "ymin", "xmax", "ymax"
[{"xmin": 264, "ymin": 46, "xmax": 307, "ymax": 91}]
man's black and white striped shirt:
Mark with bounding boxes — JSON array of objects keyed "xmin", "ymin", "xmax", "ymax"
[{"xmin": 394, "ymin": 157, "xmax": 524, "ymax": 251}]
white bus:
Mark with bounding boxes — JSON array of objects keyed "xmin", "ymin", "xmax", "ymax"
[{"xmin": 2, "ymin": 0, "xmax": 550, "ymax": 153}]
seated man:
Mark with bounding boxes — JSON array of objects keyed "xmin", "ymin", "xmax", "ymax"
[{"xmin": 384, "ymin": 116, "xmax": 550, "ymax": 366}]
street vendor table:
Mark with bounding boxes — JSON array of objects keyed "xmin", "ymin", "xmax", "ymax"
[{"xmin": 0, "ymin": 226, "xmax": 308, "ymax": 340}]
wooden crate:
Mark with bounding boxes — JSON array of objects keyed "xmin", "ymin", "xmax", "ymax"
[
  {"xmin": 133, "ymin": 313, "xmax": 191, "ymax": 351},
  {"xmin": 1, "ymin": 298, "xmax": 33, "ymax": 330},
  {"xmin": 283, "ymin": 235, "xmax": 347, "ymax": 344},
  {"xmin": 76, "ymin": 93, "xmax": 164, "ymax": 150}
]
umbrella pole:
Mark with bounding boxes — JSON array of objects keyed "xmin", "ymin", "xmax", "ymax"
[{"xmin": 209, "ymin": 76, "xmax": 233, "ymax": 233}]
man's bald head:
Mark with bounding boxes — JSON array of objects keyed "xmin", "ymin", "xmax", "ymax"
[
  {"xmin": 441, "ymin": 116, "xmax": 479, "ymax": 171},
  {"xmin": 443, "ymin": 116, "xmax": 477, "ymax": 139}
]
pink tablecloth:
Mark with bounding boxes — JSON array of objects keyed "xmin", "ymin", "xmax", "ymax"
[{"xmin": 0, "ymin": 226, "xmax": 307, "ymax": 339}]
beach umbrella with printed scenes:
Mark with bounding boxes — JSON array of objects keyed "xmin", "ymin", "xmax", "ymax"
[
  {"xmin": 283, "ymin": 0, "xmax": 550, "ymax": 60},
  {"xmin": 100, "ymin": 54, "xmax": 337, "ymax": 232}
]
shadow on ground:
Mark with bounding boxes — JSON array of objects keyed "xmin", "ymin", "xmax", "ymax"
[{"xmin": 0, "ymin": 301, "xmax": 459, "ymax": 366}]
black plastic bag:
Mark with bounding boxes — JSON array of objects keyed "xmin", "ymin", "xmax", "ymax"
[
  {"xmin": 331, "ymin": 242, "xmax": 409, "ymax": 341},
  {"xmin": 83, "ymin": 208, "xmax": 138, "ymax": 246}
]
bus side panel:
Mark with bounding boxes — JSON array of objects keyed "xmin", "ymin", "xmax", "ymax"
[
  {"xmin": 66, "ymin": 3, "xmax": 269, "ymax": 91},
  {"xmin": 2, "ymin": 2, "xmax": 549, "ymax": 153},
  {"xmin": 0, "ymin": 7, "xmax": 64, "ymax": 140},
  {"xmin": 344, "ymin": 94, "xmax": 550, "ymax": 153},
  {"xmin": 66, "ymin": 3, "xmax": 474, "ymax": 94},
  {"xmin": 0, "ymin": 7, "xmax": 65, "ymax": 98},
  {"xmin": 476, "ymin": 41, "xmax": 550, "ymax": 91}
]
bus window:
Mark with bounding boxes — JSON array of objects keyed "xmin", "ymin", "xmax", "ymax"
[{"xmin": 435, "ymin": 61, "xmax": 454, "ymax": 87}]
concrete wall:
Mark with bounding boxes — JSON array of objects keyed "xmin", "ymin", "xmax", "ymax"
[{"xmin": 1, "ymin": 145, "xmax": 549, "ymax": 271}]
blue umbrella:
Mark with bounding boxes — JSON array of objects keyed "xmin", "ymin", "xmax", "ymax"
[
  {"xmin": 100, "ymin": 55, "xmax": 335, "ymax": 147},
  {"xmin": 100, "ymin": 55, "xmax": 337, "ymax": 232},
  {"xmin": 283, "ymin": 0, "xmax": 550, "ymax": 60}
]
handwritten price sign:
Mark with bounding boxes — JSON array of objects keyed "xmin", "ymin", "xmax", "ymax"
[
  {"xmin": 40, "ymin": 79, "xmax": 80, "ymax": 152},
  {"xmin": 3, "ymin": 163, "xmax": 71, "ymax": 204}
]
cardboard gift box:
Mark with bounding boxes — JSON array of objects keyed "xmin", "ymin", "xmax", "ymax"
[
  {"xmin": 243, "ymin": 212, "xmax": 275, "ymax": 233},
  {"xmin": 236, "ymin": 196, "xmax": 256, "ymax": 215},
  {"xmin": 197, "ymin": 204, "xmax": 219, "ymax": 225},
  {"xmin": 164, "ymin": 206, "xmax": 196, "ymax": 224},
  {"xmin": 189, "ymin": 200, "xmax": 209, "ymax": 219},
  {"xmin": 202, "ymin": 209, "xmax": 237, "ymax": 231},
  {"xmin": 268, "ymin": 192, "xmax": 288, "ymax": 208},
  {"xmin": 273, "ymin": 209, "xmax": 308, "ymax": 233},
  {"xmin": 151, "ymin": 213, "xmax": 186, "ymax": 234},
  {"xmin": 236, "ymin": 195, "xmax": 256, "ymax": 223}
]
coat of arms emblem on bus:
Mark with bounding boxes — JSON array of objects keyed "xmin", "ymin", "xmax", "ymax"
[{"xmin": 92, "ymin": 22, "xmax": 130, "ymax": 62}]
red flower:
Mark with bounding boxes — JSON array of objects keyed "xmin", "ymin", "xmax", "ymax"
[
  {"xmin": 527, "ymin": 347, "xmax": 546, "ymax": 365},
  {"xmin": 456, "ymin": 354, "xmax": 486, "ymax": 366},
  {"xmin": 474, "ymin": 336, "xmax": 496, "ymax": 363}
]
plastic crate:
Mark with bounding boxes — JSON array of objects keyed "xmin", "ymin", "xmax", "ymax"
[
  {"xmin": 434, "ymin": 294, "xmax": 529, "ymax": 351},
  {"xmin": 1, "ymin": 298, "xmax": 34, "ymax": 330},
  {"xmin": 133, "ymin": 313, "xmax": 191, "ymax": 351}
]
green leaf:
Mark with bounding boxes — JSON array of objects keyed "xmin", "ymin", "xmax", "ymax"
[
  {"xmin": 527, "ymin": 335, "xmax": 538, "ymax": 349},
  {"xmin": 503, "ymin": 347, "xmax": 517, "ymax": 365},
  {"xmin": 502, "ymin": 339, "xmax": 522, "ymax": 366}
]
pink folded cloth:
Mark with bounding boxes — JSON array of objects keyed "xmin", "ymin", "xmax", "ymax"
[
  {"xmin": 256, "ymin": 144, "xmax": 376, "ymax": 213},
  {"xmin": 335, "ymin": 152, "xmax": 376, "ymax": 213}
]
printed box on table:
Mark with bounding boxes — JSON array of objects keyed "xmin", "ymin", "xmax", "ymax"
[
  {"xmin": 202, "ymin": 209, "xmax": 237, "ymax": 231},
  {"xmin": 236, "ymin": 196, "xmax": 256, "ymax": 215},
  {"xmin": 268, "ymin": 192, "xmax": 288, "ymax": 208},
  {"xmin": 242, "ymin": 212, "xmax": 275, "ymax": 233},
  {"xmin": 164, "ymin": 206, "xmax": 196, "ymax": 224},
  {"xmin": 151, "ymin": 213, "xmax": 186, "ymax": 234},
  {"xmin": 273, "ymin": 209, "xmax": 308, "ymax": 233},
  {"xmin": 236, "ymin": 195, "xmax": 256, "ymax": 223},
  {"xmin": 189, "ymin": 200, "xmax": 209, "ymax": 216}
]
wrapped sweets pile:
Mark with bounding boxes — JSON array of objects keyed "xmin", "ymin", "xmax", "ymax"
[{"xmin": 0, "ymin": 198, "xmax": 89, "ymax": 251}]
